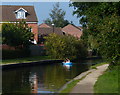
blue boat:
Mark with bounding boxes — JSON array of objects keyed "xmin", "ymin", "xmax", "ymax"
[{"xmin": 62, "ymin": 62, "xmax": 72, "ymax": 65}]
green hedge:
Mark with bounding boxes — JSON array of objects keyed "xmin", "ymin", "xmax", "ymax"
[{"xmin": 2, "ymin": 49, "xmax": 30, "ymax": 59}]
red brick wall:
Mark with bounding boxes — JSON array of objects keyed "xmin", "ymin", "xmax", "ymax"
[{"xmin": 28, "ymin": 24, "xmax": 38, "ymax": 42}]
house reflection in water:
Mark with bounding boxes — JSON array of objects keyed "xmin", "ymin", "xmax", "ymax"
[
  {"xmin": 29, "ymin": 73, "xmax": 38, "ymax": 93},
  {"xmin": 29, "ymin": 72, "xmax": 54, "ymax": 94}
]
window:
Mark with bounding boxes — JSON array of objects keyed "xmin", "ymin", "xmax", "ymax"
[{"xmin": 15, "ymin": 8, "xmax": 27, "ymax": 19}]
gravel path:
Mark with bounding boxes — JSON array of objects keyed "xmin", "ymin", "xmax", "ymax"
[{"xmin": 70, "ymin": 64, "xmax": 109, "ymax": 93}]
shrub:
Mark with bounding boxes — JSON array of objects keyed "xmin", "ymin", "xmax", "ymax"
[
  {"xmin": 2, "ymin": 21, "xmax": 33, "ymax": 48},
  {"xmin": 44, "ymin": 33, "xmax": 87, "ymax": 60}
]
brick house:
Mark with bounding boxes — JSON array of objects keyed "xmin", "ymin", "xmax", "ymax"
[
  {"xmin": 38, "ymin": 23, "xmax": 63, "ymax": 44},
  {"xmin": 0, "ymin": 5, "xmax": 38, "ymax": 44},
  {"xmin": 62, "ymin": 24, "xmax": 83, "ymax": 38}
]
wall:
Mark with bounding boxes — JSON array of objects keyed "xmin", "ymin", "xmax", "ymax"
[
  {"xmin": 28, "ymin": 23, "xmax": 38, "ymax": 42},
  {"xmin": 29, "ymin": 45, "xmax": 45, "ymax": 56}
]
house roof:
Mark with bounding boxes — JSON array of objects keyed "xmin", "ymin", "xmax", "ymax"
[
  {"xmin": 62, "ymin": 24, "xmax": 83, "ymax": 38},
  {"xmin": 0, "ymin": 5, "xmax": 38, "ymax": 22},
  {"xmin": 39, "ymin": 23, "xmax": 52, "ymax": 28},
  {"xmin": 38, "ymin": 27, "xmax": 63, "ymax": 35},
  {"xmin": 38, "ymin": 23, "xmax": 63, "ymax": 35}
]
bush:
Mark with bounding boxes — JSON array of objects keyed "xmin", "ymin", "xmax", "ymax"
[
  {"xmin": 44, "ymin": 33, "xmax": 87, "ymax": 60},
  {"xmin": 2, "ymin": 48, "xmax": 30, "ymax": 59},
  {"xmin": 2, "ymin": 21, "xmax": 33, "ymax": 48}
]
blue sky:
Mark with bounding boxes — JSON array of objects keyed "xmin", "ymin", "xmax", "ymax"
[{"xmin": 1, "ymin": 2, "xmax": 81, "ymax": 26}]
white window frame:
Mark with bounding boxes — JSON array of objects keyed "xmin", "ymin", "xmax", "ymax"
[{"xmin": 15, "ymin": 8, "xmax": 27, "ymax": 19}]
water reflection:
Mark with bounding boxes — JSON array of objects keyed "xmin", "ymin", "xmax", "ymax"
[
  {"xmin": 63, "ymin": 63, "xmax": 73, "ymax": 71},
  {"xmin": 2, "ymin": 60, "xmax": 102, "ymax": 94},
  {"xmin": 29, "ymin": 73, "xmax": 38, "ymax": 93},
  {"xmin": 2, "ymin": 68, "xmax": 31, "ymax": 94}
]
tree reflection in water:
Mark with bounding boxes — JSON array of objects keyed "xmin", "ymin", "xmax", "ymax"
[{"xmin": 2, "ymin": 68, "xmax": 31, "ymax": 94}]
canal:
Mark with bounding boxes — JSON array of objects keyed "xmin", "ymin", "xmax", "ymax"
[{"xmin": 2, "ymin": 59, "xmax": 103, "ymax": 94}]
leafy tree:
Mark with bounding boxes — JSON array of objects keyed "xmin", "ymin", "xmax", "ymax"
[
  {"xmin": 44, "ymin": 33, "xmax": 87, "ymax": 60},
  {"xmin": 2, "ymin": 21, "xmax": 33, "ymax": 49},
  {"xmin": 71, "ymin": 2, "xmax": 120, "ymax": 64},
  {"xmin": 44, "ymin": 2, "xmax": 70, "ymax": 28}
]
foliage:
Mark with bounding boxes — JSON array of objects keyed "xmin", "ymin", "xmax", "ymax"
[
  {"xmin": 2, "ymin": 21, "xmax": 33, "ymax": 48},
  {"xmin": 71, "ymin": 2, "xmax": 120, "ymax": 64},
  {"xmin": 44, "ymin": 2, "xmax": 70, "ymax": 28},
  {"xmin": 44, "ymin": 33, "xmax": 87, "ymax": 60}
]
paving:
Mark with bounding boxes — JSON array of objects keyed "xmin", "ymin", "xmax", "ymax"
[{"xmin": 70, "ymin": 64, "xmax": 109, "ymax": 93}]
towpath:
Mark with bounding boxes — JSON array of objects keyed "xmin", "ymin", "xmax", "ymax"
[{"xmin": 70, "ymin": 64, "xmax": 109, "ymax": 93}]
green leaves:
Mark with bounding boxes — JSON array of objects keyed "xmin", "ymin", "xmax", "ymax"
[
  {"xmin": 2, "ymin": 21, "xmax": 33, "ymax": 48},
  {"xmin": 71, "ymin": 2, "xmax": 120, "ymax": 64},
  {"xmin": 44, "ymin": 33, "xmax": 87, "ymax": 60},
  {"xmin": 44, "ymin": 2, "xmax": 69, "ymax": 28}
]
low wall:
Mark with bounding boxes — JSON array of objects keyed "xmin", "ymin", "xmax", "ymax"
[{"xmin": 29, "ymin": 45, "xmax": 45, "ymax": 56}]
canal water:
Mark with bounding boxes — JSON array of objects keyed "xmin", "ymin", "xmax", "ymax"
[{"xmin": 2, "ymin": 59, "xmax": 103, "ymax": 94}]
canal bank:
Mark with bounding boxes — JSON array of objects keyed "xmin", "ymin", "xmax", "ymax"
[
  {"xmin": 1, "ymin": 59, "xmax": 63, "ymax": 70},
  {"xmin": 2, "ymin": 56, "xmax": 102, "ymax": 70}
]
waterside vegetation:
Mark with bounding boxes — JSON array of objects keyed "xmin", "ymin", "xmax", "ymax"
[{"xmin": 44, "ymin": 33, "xmax": 87, "ymax": 60}]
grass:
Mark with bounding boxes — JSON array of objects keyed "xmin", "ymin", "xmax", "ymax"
[
  {"xmin": 90, "ymin": 62, "xmax": 108, "ymax": 69},
  {"xmin": 2, "ymin": 56, "xmax": 55, "ymax": 65},
  {"xmin": 94, "ymin": 65, "xmax": 119, "ymax": 94},
  {"xmin": 60, "ymin": 80, "xmax": 80, "ymax": 94}
]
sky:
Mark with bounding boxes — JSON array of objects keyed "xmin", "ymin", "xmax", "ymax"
[{"xmin": 1, "ymin": 1, "xmax": 81, "ymax": 26}]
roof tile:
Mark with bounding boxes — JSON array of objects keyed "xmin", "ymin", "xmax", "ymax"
[
  {"xmin": 0, "ymin": 5, "xmax": 38, "ymax": 22},
  {"xmin": 62, "ymin": 24, "xmax": 83, "ymax": 38}
]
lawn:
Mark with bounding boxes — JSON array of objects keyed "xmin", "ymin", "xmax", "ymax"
[
  {"xmin": 2, "ymin": 56, "xmax": 54, "ymax": 65},
  {"xmin": 94, "ymin": 65, "xmax": 119, "ymax": 94}
]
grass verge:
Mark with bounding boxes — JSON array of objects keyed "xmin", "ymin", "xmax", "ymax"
[
  {"xmin": 94, "ymin": 65, "xmax": 119, "ymax": 94},
  {"xmin": 2, "ymin": 56, "xmax": 55, "ymax": 65},
  {"xmin": 60, "ymin": 79, "xmax": 80, "ymax": 94}
]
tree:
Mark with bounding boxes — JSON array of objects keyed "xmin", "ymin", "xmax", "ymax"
[
  {"xmin": 2, "ymin": 21, "xmax": 33, "ymax": 49},
  {"xmin": 71, "ymin": 2, "xmax": 120, "ymax": 64},
  {"xmin": 44, "ymin": 2, "xmax": 70, "ymax": 28},
  {"xmin": 44, "ymin": 33, "xmax": 87, "ymax": 60}
]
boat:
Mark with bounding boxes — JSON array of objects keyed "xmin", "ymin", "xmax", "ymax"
[{"xmin": 62, "ymin": 62, "xmax": 72, "ymax": 65}]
